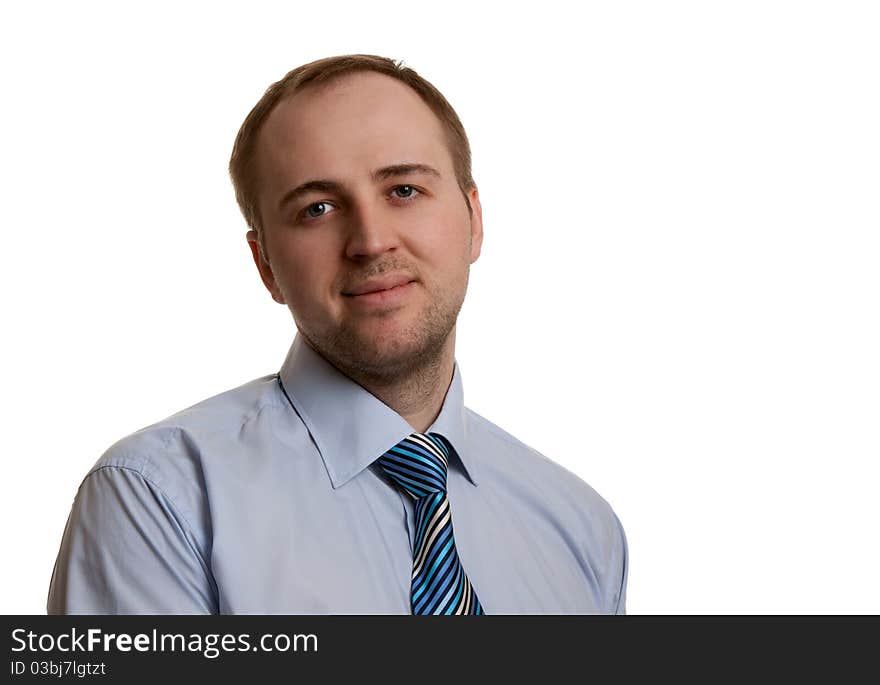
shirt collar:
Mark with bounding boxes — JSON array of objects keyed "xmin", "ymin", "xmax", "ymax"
[{"xmin": 277, "ymin": 333, "xmax": 479, "ymax": 489}]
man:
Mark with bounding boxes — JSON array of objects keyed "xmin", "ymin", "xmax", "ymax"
[{"xmin": 47, "ymin": 54, "xmax": 628, "ymax": 614}]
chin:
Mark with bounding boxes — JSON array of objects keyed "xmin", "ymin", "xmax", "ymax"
[
  {"xmin": 332, "ymin": 322, "xmax": 449, "ymax": 379},
  {"xmin": 300, "ymin": 294, "xmax": 461, "ymax": 379},
  {"xmin": 353, "ymin": 333, "xmax": 429, "ymax": 369}
]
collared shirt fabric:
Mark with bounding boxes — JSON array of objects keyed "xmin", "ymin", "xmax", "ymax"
[{"xmin": 48, "ymin": 334, "xmax": 629, "ymax": 615}]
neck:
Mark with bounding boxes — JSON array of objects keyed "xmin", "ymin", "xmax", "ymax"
[
  {"xmin": 356, "ymin": 330, "xmax": 457, "ymax": 433},
  {"xmin": 304, "ymin": 328, "xmax": 458, "ymax": 433}
]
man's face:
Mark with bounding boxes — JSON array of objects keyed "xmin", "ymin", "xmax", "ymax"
[{"xmin": 248, "ymin": 71, "xmax": 483, "ymax": 380}]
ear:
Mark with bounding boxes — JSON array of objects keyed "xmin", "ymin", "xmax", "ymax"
[
  {"xmin": 246, "ymin": 230, "xmax": 286, "ymax": 304},
  {"xmin": 467, "ymin": 186, "xmax": 483, "ymax": 264}
]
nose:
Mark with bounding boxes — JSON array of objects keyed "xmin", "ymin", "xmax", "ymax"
[{"xmin": 344, "ymin": 196, "xmax": 400, "ymax": 260}]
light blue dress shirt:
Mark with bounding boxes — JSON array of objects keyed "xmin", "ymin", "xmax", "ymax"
[{"xmin": 48, "ymin": 334, "xmax": 628, "ymax": 614}]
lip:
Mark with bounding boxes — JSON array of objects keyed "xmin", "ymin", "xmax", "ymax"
[
  {"xmin": 342, "ymin": 279, "xmax": 416, "ymax": 309},
  {"xmin": 344, "ymin": 274, "xmax": 415, "ymax": 297}
]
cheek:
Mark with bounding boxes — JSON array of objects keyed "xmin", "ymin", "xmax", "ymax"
[
  {"xmin": 272, "ymin": 242, "xmax": 335, "ymax": 306},
  {"xmin": 413, "ymin": 202, "xmax": 471, "ymax": 254},
  {"xmin": 424, "ymin": 215, "xmax": 473, "ymax": 273}
]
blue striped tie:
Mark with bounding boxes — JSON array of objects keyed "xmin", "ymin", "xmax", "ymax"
[{"xmin": 376, "ymin": 432, "xmax": 485, "ymax": 615}]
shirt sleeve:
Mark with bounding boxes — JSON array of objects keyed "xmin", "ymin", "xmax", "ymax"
[
  {"xmin": 611, "ymin": 511, "xmax": 629, "ymax": 615},
  {"xmin": 47, "ymin": 465, "xmax": 218, "ymax": 614}
]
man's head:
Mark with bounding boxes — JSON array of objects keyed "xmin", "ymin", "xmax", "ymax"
[{"xmin": 229, "ymin": 55, "xmax": 483, "ymax": 383}]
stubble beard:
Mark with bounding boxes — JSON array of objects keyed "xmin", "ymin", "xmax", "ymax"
[{"xmin": 296, "ymin": 274, "xmax": 468, "ymax": 388}]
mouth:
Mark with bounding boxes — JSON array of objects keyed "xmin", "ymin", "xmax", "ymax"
[
  {"xmin": 342, "ymin": 279, "xmax": 417, "ymax": 308},
  {"xmin": 343, "ymin": 279, "xmax": 416, "ymax": 296},
  {"xmin": 343, "ymin": 273, "xmax": 417, "ymax": 297}
]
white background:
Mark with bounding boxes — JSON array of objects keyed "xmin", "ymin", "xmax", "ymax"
[{"xmin": 2, "ymin": 1, "xmax": 878, "ymax": 614}]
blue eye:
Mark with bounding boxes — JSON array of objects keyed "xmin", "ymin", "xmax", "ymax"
[
  {"xmin": 306, "ymin": 201, "xmax": 332, "ymax": 218},
  {"xmin": 300, "ymin": 187, "xmax": 420, "ymax": 223},
  {"xmin": 392, "ymin": 185, "xmax": 419, "ymax": 199}
]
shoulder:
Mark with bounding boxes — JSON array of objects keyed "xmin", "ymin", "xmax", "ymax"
[
  {"xmin": 464, "ymin": 407, "xmax": 627, "ymax": 608},
  {"xmin": 81, "ymin": 373, "xmax": 287, "ymax": 523},
  {"xmin": 464, "ymin": 407, "xmax": 617, "ymax": 521}
]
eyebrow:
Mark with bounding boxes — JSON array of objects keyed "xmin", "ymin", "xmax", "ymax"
[{"xmin": 277, "ymin": 162, "xmax": 442, "ymax": 212}]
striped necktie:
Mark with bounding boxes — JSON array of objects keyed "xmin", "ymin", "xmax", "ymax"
[{"xmin": 376, "ymin": 432, "xmax": 485, "ymax": 615}]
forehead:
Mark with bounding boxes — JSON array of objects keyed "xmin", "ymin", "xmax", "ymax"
[{"xmin": 256, "ymin": 71, "xmax": 452, "ymax": 194}]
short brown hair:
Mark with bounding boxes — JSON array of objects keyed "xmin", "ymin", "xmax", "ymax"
[{"xmin": 229, "ymin": 54, "xmax": 475, "ymax": 261}]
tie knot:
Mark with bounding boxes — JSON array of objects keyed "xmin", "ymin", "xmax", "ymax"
[{"xmin": 375, "ymin": 432, "xmax": 451, "ymax": 499}]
